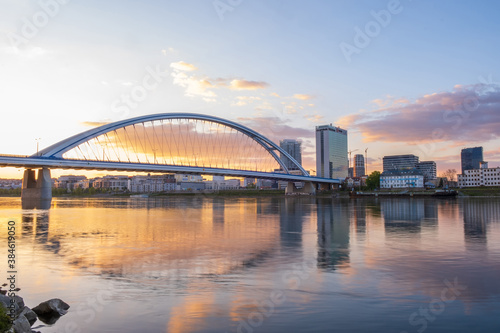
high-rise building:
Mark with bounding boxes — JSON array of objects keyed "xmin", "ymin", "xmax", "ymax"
[
  {"xmin": 416, "ymin": 161, "xmax": 436, "ymax": 181},
  {"xmin": 383, "ymin": 154, "xmax": 419, "ymax": 172},
  {"xmin": 316, "ymin": 124, "xmax": 348, "ymax": 179},
  {"xmin": 354, "ymin": 154, "xmax": 365, "ymax": 177},
  {"xmin": 279, "ymin": 139, "xmax": 302, "ymax": 171},
  {"xmin": 461, "ymin": 147, "xmax": 483, "ymax": 173}
]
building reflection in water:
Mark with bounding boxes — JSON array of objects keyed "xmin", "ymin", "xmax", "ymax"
[
  {"xmin": 316, "ymin": 198, "xmax": 350, "ymax": 271},
  {"xmin": 381, "ymin": 199, "xmax": 439, "ymax": 235},
  {"xmin": 351, "ymin": 200, "xmax": 367, "ymax": 236},
  {"xmin": 463, "ymin": 199, "xmax": 500, "ymax": 246},
  {"xmin": 382, "ymin": 199, "xmax": 422, "ymax": 235},
  {"xmin": 279, "ymin": 197, "xmax": 314, "ymax": 253}
]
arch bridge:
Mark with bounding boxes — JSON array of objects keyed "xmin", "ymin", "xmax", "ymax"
[{"xmin": 0, "ymin": 113, "xmax": 340, "ymax": 200}]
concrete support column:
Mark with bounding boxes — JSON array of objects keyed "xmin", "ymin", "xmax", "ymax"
[
  {"xmin": 285, "ymin": 182, "xmax": 297, "ymax": 195},
  {"xmin": 36, "ymin": 168, "xmax": 52, "ymax": 200},
  {"xmin": 21, "ymin": 168, "xmax": 52, "ymax": 204},
  {"xmin": 22, "ymin": 169, "xmax": 37, "ymax": 189},
  {"xmin": 285, "ymin": 181, "xmax": 316, "ymax": 195},
  {"xmin": 303, "ymin": 182, "xmax": 316, "ymax": 195}
]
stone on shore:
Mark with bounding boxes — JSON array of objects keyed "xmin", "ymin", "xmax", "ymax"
[
  {"xmin": 32, "ymin": 298, "xmax": 70, "ymax": 318},
  {"xmin": 0, "ymin": 294, "xmax": 21, "ymax": 318},
  {"xmin": 19, "ymin": 306, "xmax": 37, "ymax": 326},
  {"xmin": 11, "ymin": 314, "xmax": 31, "ymax": 333}
]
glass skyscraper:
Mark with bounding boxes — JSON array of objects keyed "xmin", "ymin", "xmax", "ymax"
[
  {"xmin": 461, "ymin": 147, "xmax": 483, "ymax": 173},
  {"xmin": 383, "ymin": 154, "xmax": 419, "ymax": 172},
  {"xmin": 316, "ymin": 125, "xmax": 348, "ymax": 179},
  {"xmin": 279, "ymin": 139, "xmax": 302, "ymax": 171}
]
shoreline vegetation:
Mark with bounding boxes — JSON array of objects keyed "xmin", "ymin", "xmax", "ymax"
[{"xmin": 1, "ymin": 187, "xmax": 500, "ymax": 198}]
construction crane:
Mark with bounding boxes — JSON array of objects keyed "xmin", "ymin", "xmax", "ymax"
[{"xmin": 348, "ymin": 149, "xmax": 358, "ymax": 168}]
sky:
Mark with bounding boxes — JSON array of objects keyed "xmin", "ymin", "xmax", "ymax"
[{"xmin": 1, "ymin": 0, "xmax": 500, "ymax": 178}]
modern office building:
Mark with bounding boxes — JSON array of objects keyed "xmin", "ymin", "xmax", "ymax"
[
  {"xmin": 383, "ymin": 154, "xmax": 419, "ymax": 172},
  {"xmin": 316, "ymin": 124, "xmax": 348, "ymax": 179},
  {"xmin": 380, "ymin": 169, "xmax": 424, "ymax": 188},
  {"xmin": 416, "ymin": 161, "xmax": 437, "ymax": 181},
  {"xmin": 279, "ymin": 139, "xmax": 302, "ymax": 171},
  {"xmin": 354, "ymin": 154, "xmax": 365, "ymax": 177},
  {"xmin": 461, "ymin": 147, "xmax": 484, "ymax": 173}
]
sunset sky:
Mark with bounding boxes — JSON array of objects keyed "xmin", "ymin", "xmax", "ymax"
[{"xmin": 1, "ymin": 0, "xmax": 500, "ymax": 178}]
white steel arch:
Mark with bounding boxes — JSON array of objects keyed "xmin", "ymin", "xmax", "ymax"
[{"xmin": 36, "ymin": 113, "xmax": 308, "ymax": 176}]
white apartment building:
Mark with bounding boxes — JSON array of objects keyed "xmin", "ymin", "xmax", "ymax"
[
  {"xmin": 204, "ymin": 179, "xmax": 240, "ymax": 190},
  {"xmin": 128, "ymin": 175, "xmax": 176, "ymax": 193},
  {"xmin": 458, "ymin": 167, "xmax": 500, "ymax": 187},
  {"xmin": 380, "ymin": 170, "xmax": 424, "ymax": 188},
  {"xmin": 93, "ymin": 175, "xmax": 129, "ymax": 190}
]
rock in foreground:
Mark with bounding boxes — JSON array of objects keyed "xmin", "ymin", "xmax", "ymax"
[{"xmin": 32, "ymin": 298, "xmax": 70, "ymax": 317}]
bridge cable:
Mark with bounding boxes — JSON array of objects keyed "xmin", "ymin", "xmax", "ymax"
[{"xmin": 114, "ymin": 129, "xmax": 131, "ymax": 163}]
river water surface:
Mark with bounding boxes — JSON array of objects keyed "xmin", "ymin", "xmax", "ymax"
[{"xmin": 1, "ymin": 196, "xmax": 499, "ymax": 332}]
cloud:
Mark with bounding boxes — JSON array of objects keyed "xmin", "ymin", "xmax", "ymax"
[
  {"xmin": 341, "ymin": 84, "xmax": 500, "ymax": 144},
  {"xmin": 170, "ymin": 61, "xmax": 197, "ymax": 71},
  {"xmin": 293, "ymin": 94, "xmax": 314, "ymax": 100},
  {"xmin": 231, "ymin": 96, "xmax": 262, "ymax": 107},
  {"xmin": 169, "ymin": 61, "xmax": 269, "ymax": 101},
  {"xmin": 81, "ymin": 121, "xmax": 111, "ymax": 127},
  {"xmin": 171, "ymin": 70, "xmax": 217, "ymax": 99},
  {"xmin": 237, "ymin": 116, "xmax": 313, "ymax": 143},
  {"xmin": 229, "ymin": 79, "xmax": 269, "ymax": 90},
  {"xmin": 304, "ymin": 113, "xmax": 324, "ymax": 123},
  {"xmin": 161, "ymin": 47, "xmax": 177, "ymax": 56},
  {"xmin": 2, "ymin": 46, "xmax": 48, "ymax": 58}
]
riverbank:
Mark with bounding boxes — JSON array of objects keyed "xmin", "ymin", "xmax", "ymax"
[
  {"xmin": 2, "ymin": 187, "xmax": 500, "ymax": 198},
  {"xmin": 350, "ymin": 189, "xmax": 458, "ymax": 198},
  {"xmin": 457, "ymin": 187, "xmax": 500, "ymax": 197}
]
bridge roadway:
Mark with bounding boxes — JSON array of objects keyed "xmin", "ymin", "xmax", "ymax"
[{"xmin": 0, "ymin": 154, "xmax": 340, "ymax": 185}]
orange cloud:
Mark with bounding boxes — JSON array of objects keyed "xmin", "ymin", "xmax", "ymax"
[
  {"xmin": 229, "ymin": 79, "xmax": 269, "ymax": 90},
  {"xmin": 170, "ymin": 61, "xmax": 197, "ymax": 71},
  {"xmin": 293, "ymin": 94, "xmax": 314, "ymax": 100}
]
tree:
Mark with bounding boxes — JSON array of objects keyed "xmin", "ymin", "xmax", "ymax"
[
  {"xmin": 365, "ymin": 171, "xmax": 381, "ymax": 190},
  {"xmin": 441, "ymin": 169, "xmax": 457, "ymax": 182}
]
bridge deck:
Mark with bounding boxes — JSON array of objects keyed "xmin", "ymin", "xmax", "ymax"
[{"xmin": 0, "ymin": 155, "xmax": 340, "ymax": 184}]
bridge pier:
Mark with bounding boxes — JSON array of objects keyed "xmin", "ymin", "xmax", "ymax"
[
  {"xmin": 285, "ymin": 181, "xmax": 316, "ymax": 195},
  {"xmin": 317, "ymin": 183, "xmax": 333, "ymax": 191},
  {"xmin": 21, "ymin": 168, "xmax": 52, "ymax": 206}
]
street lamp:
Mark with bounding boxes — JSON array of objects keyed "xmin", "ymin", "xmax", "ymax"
[{"xmin": 35, "ymin": 138, "xmax": 41, "ymax": 156}]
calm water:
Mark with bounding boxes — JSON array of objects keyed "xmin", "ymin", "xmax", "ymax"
[{"xmin": 1, "ymin": 196, "xmax": 500, "ymax": 333}]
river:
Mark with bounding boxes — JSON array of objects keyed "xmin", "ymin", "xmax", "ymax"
[{"xmin": 1, "ymin": 196, "xmax": 499, "ymax": 332}]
